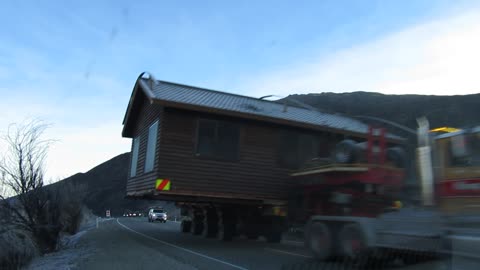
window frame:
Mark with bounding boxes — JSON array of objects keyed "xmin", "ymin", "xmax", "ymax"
[
  {"xmin": 144, "ymin": 120, "xmax": 159, "ymax": 173},
  {"xmin": 130, "ymin": 136, "xmax": 140, "ymax": 177},
  {"xmin": 195, "ymin": 118, "xmax": 240, "ymax": 162}
]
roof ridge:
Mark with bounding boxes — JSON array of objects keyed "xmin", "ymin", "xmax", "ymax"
[{"xmin": 156, "ymin": 79, "xmax": 287, "ymax": 106}]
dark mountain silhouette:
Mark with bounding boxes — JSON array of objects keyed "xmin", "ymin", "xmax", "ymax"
[
  {"xmin": 285, "ymin": 92, "xmax": 480, "ymax": 133},
  {"xmin": 48, "ymin": 153, "xmax": 177, "ymax": 218}
]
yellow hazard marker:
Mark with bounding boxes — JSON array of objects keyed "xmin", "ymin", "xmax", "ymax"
[
  {"xmin": 156, "ymin": 179, "xmax": 171, "ymax": 191},
  {"xmin": 273, "ymin": 206, "xmax": 287, "ymax": 217},
  {"xmin": 393, "ymin": 200, "xmax": 403, "ymax": 209},
  {"xmin": 430, "ymin": 127, "xmax": 461, "ymax": 133}
]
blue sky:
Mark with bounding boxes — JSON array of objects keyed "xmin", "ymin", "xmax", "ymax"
[{"xmin": 1, "ymin": 0, "xmax": 480, "ymax": 180}]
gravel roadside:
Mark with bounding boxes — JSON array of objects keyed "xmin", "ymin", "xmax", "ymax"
[{"xmin": 73, "ymin": 219, "xmax": 197, "ymax": 270}]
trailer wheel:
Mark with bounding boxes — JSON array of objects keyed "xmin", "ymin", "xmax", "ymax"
[
  {"xmin": 266, "ymin": 230, "xmax": 282, "ymax": 243},
  {"xmin": 217, "ymin": 222, "xmax": 234, "ymax": 241},
  {"xmin": 245, "ymin": 224, "xmax": 259, "ymax": 240},
  {"xmin": 217, "ymin": 209, "xmax": 234, "ymax": 241},
  {"xmin": 333, "ymin": 140, "xmax": 359, "ymax": 164},
  {"xmin": 307, "ymin": 222, "xmax": 332, "ymax": 260},
  {"xmin": 180, "ymin": 220, "xmax": 191, "ymax": 233},
  {"xmin": 202, "ymin": 208, "xmax": 219, "ymax": 238},
  {"xmin": 191, "ymin": 218, "xmax": 204, "ymax": 235},
  {"xmin": 339, "ymin": 223, "xmax": 368, "ymax": 260}
]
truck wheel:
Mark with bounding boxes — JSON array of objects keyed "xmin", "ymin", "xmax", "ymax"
[
  {"xmin": 180, "ymin": 220, "xmax": 191, "ymax": 233},
  {"xmin": 202, "ymin": 208, "xmax": 219, "ymax": 238},
  {"xmin": 339, "ymin": 223, "xmax": 368, "ymax": 260},
  {"xmin": 307, "ymin": 222, "xmax": 332, "ymax": 260},
  {"xmin": 333, "ymin": 140, "xmax": 360, "ymax": 164}
]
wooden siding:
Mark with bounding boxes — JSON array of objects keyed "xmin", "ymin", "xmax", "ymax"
[
  {"xmin": 150, "ymin": 108, "xmax": 345, "ymax": 202},
  {"xmin": 126, "ymin": 95, "xmax": 163, "ymax": 194},
  {"xmin": 126, "ymin": 104, "xmax": 364, "ymax": 203}
]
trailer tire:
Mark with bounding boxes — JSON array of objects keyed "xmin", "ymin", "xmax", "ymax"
[
  {"xmin": 333, "ymin": 140, "xmax": 360, "ymax": 164},
  {"xmin": 202, "ymin": 209, "xmax": 219, "ymax": 238},
  {"xmin": 307, "ymin": 222, "xmax": 332, "ymax": 260},
  {"xmin": 217, "ymin": 210, "xmax": 234, "ymax": 241},
  {"xmin": 246, "ymin": 231, "xmax": 259, "ymax": 240},
  {"xmin": 339, "ymin": 223, "xmax": 368, "ymax": 260},
  {"xmin": 245, "ymin": 224, "xmax": 259, "ymax": 240},
  {"xmin": 180, "ymin": 220, "xmax": 191, "ymax": 233},
  {"xmin": 266, "ymin": 230, "xmax": 282, "ymax": 243},
  {"xmin": 217, "ymin": 223, "xmax": 234, "ymax": 241},
  {"xmin": 191, "ymin": 218, "xmax": 204, "ymax": 235}
]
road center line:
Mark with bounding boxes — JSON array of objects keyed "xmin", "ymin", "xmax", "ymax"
[
  {"xmin": 116, "ymin": 218, "xmax": 249, "ymax": 270},
  {"xmin": 264, "ymin": 248, "xmax": 313, "ymax": 258}
]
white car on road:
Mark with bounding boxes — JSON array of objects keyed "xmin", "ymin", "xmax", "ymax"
[{"xmin": 148, "ymin": 209, "xmax": 167, "ymax": 223}]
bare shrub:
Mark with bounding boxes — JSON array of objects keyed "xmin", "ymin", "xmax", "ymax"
[
  {"xmin": 0, "ymin": 120, "xmax": 91, "ymax": 269},
  {"xmin": 0, "ymin": 229, "xmax": 38, "ymax": 269},
  {"xmin": 0, "ymin": 120, "xmax": 60, "ymax": 253},
  {"xmin": 53, "ymin": 182, "xmax": 88, "ymax": 235}
]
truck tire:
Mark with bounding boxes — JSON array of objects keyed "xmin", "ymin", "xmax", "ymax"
[
  {"xmin": 387, "ymin": 147, "xmax": 407, "ymax": 168},
  {"xmin": 202, "ymin": 208, "xmax": 219, "ymax": 238},
  {"xmin": 306, "ymin": 222, "xmax": 333, "ymax": 260},
  {"xmin": 180, "ymin": 220, "xmax": 191, "ymax": 233},
  {"xmin": 333, "ymin": 140, "xmax": 360, "ymax": 164},
  {"xmin": 339, "ymin": 223, "xmax": 368, "ymax": 260}
]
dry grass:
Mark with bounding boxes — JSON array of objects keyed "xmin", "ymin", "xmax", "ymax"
[{"xmin": 0, "ymin": 228, "xmax": 38, "ymax": 269}]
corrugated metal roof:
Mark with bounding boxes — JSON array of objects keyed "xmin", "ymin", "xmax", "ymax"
[{"xmin": 140, "ymin": 78, "xmax": 401, "ymax": 139}]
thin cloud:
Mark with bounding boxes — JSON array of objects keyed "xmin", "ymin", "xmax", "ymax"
[{"xmin": 241, "ymin": 9, "xmax": 480, "ymax": 97}]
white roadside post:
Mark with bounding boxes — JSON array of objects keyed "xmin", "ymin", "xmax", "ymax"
[{"xmin": 416, "ymin": 117, "xmax": 435, "ymax": 206}]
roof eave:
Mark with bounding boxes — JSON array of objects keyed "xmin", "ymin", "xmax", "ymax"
[{"xmin": 121, "ymin": 74, "xmax": 157, "ymax": 138}]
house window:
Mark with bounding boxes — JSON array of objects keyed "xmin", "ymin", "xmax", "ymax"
[
  {"xmin": 130, "ymin": 137, "xmax": 140, "ymax": 177},
  {"xmin": 277, "ymin": 130, "xmax": 300, "ymax": 169},
  {"xmin": 144, "ymin": 120, "xmax": 159, "ymax": 173},
  {"xmin": 196, "ymin": 119, "xmax": 239, "ymax": 161},
  {"xmin": 277, "ymin": 131, "xmax": 322, "ymax": 169}
]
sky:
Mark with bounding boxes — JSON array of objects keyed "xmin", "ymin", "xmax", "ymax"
[{"xmin": 1, "ymin": 0, "xmax": 480, "ymax": 181}]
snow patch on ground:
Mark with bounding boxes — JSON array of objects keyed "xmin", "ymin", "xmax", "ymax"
[{"xmin": 27, "ymin": 221, "xmax": 96, "ymax": 270}]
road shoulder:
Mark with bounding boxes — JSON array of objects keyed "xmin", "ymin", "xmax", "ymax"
[{"xmin": 73, "ymin": 218, "xmax": 197, "ymax": 270}]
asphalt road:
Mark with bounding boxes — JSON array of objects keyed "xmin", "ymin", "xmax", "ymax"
[
  {"xmin": 116, "ymin": 217, "xmax": 311, "ymax": 270},
  {"xmin": 75, "ymin": 217, "xmax": 473, "ymax": 270}
]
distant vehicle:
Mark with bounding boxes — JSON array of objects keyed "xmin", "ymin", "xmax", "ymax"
[{"xmin": 148, "ymin": 208, "xmax": 167, "ymax": 223}]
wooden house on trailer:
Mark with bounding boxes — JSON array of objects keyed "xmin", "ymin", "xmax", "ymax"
[{"xmin": 121, "ymin": 72, "xmax": 403, "ymax": 241}]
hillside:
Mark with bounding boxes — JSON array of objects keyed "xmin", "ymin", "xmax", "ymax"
[
  {"xmin": 48, "ymin": 153, "xmax": 177, "ymax": 218},
  {"xmin": 286, "ymin": 92, "xmax": 480, "ymax": 134}
]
